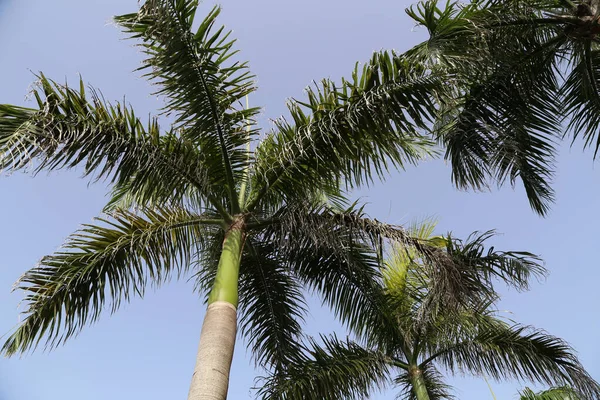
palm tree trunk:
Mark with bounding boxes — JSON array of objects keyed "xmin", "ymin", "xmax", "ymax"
[
  {"xmin": 409, "ymin": 365, "xmax": 431, "ymax": 400},
  {"xmin": 187, "ymin": 219, "xmax": 245, "ymax": 400}
]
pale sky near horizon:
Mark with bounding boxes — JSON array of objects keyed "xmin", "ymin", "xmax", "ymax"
[{"xmin": 0, "ymin": 1, "xmax": 598, "ymax": 399}]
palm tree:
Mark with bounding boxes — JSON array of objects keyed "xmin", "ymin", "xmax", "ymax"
[
  {"xmin": 520, "ymin": 386, "xmax": 581, "ymax": 399},
  {"xmin": 519, "ymin": 386, "xmax": 581, "ymax": 400},
  {"xmin": 404, "ymin": 0, "xmax": 600, "ymax": 216},
  {"xmin": 260, "ymin": 223, "xmax": 600, "ymax": 400},
  {"xmin": 0, "ymin": 1, "xmax": 467, "ymax": 399}
]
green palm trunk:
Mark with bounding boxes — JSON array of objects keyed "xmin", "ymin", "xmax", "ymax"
[
  {"xmin": 409, "ymin": 365, "xmax": 431, "ymax": 400},
  {"xmin": 208, "ymin": 219, "xmax": 246, "ymax": 306}
]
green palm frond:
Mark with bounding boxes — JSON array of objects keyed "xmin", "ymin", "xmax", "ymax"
[
  {"xmin": 520, "ymin": 386, "xmax": 581, "ymax": 400},
  {"xmin": 406, "ymin": 0, "xmax": 571, "ymax": 215},
  {"xmin": 377, "ymin": 227, "xmax": 544, "ymax": 347},
  {"xmin": 441, "ymin": 36, "xmax": 563, "ymax": 216},
  {"xmin": 237, "ymin": 240, "xmax": 306, "ymax": 370},
  {"xmin": 262, "ymin": 203, "xmax": 420, "ymax": 345},
  {"xmin": 403, "ymin": 230, "xmax": 545, "ymax": 327},
  {"xmin": 406, "ymin": 0, "xmax": 600, "ymax": 215},
  {"xmin": 445, "ymin": 230, "xmax": 546, "ymax": 292},
  {"xmin": 561, "ymin": 42, "xmax": 600, "ymax": 155},
  {"xmin": 189, "ymin": 229, "xmax": 225, "ymax": 296},
  {"xmin": 249, "ymin": 52, "xmax": 440, "ymax": 209},
  {"xmin": 433, "ymin": 323, "xmax": 600, "ymax": 399},
  {"xmin": 2, "ymin": 207, "xmax": 220, "ymax": 355},
  {"xmin": 258, "ymin": 336, "xmax": 390, "ymax": 400},
  {"xmin": 115, "ymin": 1, "xmax": 259, "ymax": 213},
  {"xmin": 0, "ymin": 75, "xmax": 228, "ymax": 215},
  {"xmin": 278, "ymin": 217, "xmax": 385, "ymax": 339},
  {"xmin": 418, "ymin": 294, "xmax": 497, "ymax": 338}
]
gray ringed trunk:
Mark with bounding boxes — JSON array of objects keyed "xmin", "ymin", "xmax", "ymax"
[{"xmin": 187, "ymin": 301, "xmax": 238, "ymax": 400}]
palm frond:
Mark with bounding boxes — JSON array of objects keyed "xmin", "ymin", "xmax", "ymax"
[
  {"xmin": 379, "ymin": 227, "xmax": 544, "ymax": 346},
  {"xmin": 407, "ymin": 0, "xmax": 569, "ymax": 215},
  {"xmin": 2, "ymin": 207, "xmax": 219, "ymax": 355},
  {"xmin": 442, "ymin": 40, "xmax": 563, "ymax": 215},
  {"xmin": 434, "ymin": 323, "xmax": 600, "ymax": 399},
  {"xmin": 398, "ymin": 230, "xmax": 545, "ymax": 326},
  {"xmin": 561, "ymin": 41, "xmax": 600, "ymax": 156},
  {"xmin": 258, "ymin": 336, "xmax": 390, "ymax": 400},
  {"xmin": 0, "ymin": 75, "xmax": 226, "ymax": 215},
  {"xmin": 237, "ymin": 240, "xmax": 306, "ymax": 371},
  {"xmin": 115, "ymin": 1, "xmax": 259, "ymax": 212},
  {"xmin": 261, "ymin": 203, "xmax": 411, "ymax": 347},
  {"xmin": 445, "ymin": 230, "xmax": 546, "ymax": 292},
  {"xmin": 249, "ymin": 52, "xmax": 440, "ymax": 209}
]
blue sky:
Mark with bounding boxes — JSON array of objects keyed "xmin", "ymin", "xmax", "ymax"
[{"xmin": 0, "ymin": 1, "xmax": 598, "ymax": 399}]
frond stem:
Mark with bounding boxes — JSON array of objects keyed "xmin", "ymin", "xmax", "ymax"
[
  {"xmin": 238, "ymin": 95, "xmax": 251, "ymax": 209},
  {"xmin": 391, "ymin": 358, "xmax": 410, "ymax": 370},
  {"xmin": 168, "ymin": 2, "xmax": 240, "ymax": 214},
  {"xmin": 197, "ymin": 67, "xmax": 241, "ymax": 214}
]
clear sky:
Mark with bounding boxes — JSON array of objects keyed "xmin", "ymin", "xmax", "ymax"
[{"xmin": 0, "ymin": 1, "xmax": 598, "ymax": 399}]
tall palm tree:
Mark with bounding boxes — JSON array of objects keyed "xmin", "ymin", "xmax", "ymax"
[
  {"xmin": 0, "ymin": 1, "xmax": 470, "ymax": 399},
  {"xmin": 261, "ymin": 223, "xmax": 600, "ymax": 400},
  {"xmin": 405, "ymin": 0, "xmax": 600, "ymax": 216}
]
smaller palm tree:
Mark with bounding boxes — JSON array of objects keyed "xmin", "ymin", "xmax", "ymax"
[
  {"xmin": 260, "ymin": 222, "xmax": 600, "ymax": 400},
  {"xmin": 520, "ymin": 386, "xmax": 581, "ymax": 400}
]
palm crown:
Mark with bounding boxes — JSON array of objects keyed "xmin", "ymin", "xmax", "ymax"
[{"xmin": 261, "ymin": 223, "xmax": 600, "ymax": 400}]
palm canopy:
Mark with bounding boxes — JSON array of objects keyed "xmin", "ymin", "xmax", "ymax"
[
  {"xmin": 0, "ymin": 0, "xmax": 445, "ymax": 376},
  {"xmin": 1, "ymin": 0, "xmax": 585, "ymax": 396},
  {"xmin": 260, "ymin": 222, "xmax": 600, "ymax": 400},
  {"xmin": 405, "ymin": 0, "xmax": 600, "ymax": 215}
]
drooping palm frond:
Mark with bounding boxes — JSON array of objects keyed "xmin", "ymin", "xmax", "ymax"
[
  {"xmin": 2, "ymin": 207, "xmax": 220, "ymax": 355},
  {"xmin": 265, "ymin": 204, "xmax": 546, "ymax": 344},
  {"xmin": 520, "ymin": 386, "xmax": 581, "ymax": 400},
  {"xmin": 444, "ymin": 230, "xmax": 546, "ymax": 291},
  {"xmin": 273, "ymin": 212, "xmax": 387, "ymax": 340},
  {"xmin": 393, "ymin": 230, "xmax": 545, "ymax": 328},
  {"xmin": 257, "ymin": 336, "xmax": 391, "ymax": 400},
  {"xmin": 249, "ymin": 52, "xmax": 441, "ymax": 209},
  {"xmin": 260, "ymin": 202, "xmax": 417, "ymax": 346},
  {"xmin": 406, "ymin": 0, "xmax": 600, "ymax": 215},
  {"xmin": 405, "ymin": 0, "xmax": 585, "ymax": 215},
  {"xmin": 561, "ymin": 41, "xmax": 600, "ymax": 156},
  {"xmin": 115, "ymin": 1, "xmax": 259, "ymax": 213},
  {"xmin": 237, "ymin": 240, "xmax": 306, "ymax": 371},
  {"xmin": 433, "ymin": 322, "xmax": 600, "ymax": 399}
]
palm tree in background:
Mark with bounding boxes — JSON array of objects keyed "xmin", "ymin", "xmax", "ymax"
[
  {"xmin": 519, "ymin": 386, "xmax": 581, "ymax": 400},
  {"xmin": 261, "ymin": 222, "xmax": 600, "ymax": 400},
  {"xmin": 405, "ymin": 0, "xmax": 600, "ymax": 216},
  {"xmin": 520, "ymin": 386, "xmax": 581, "ymax": 399}
]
